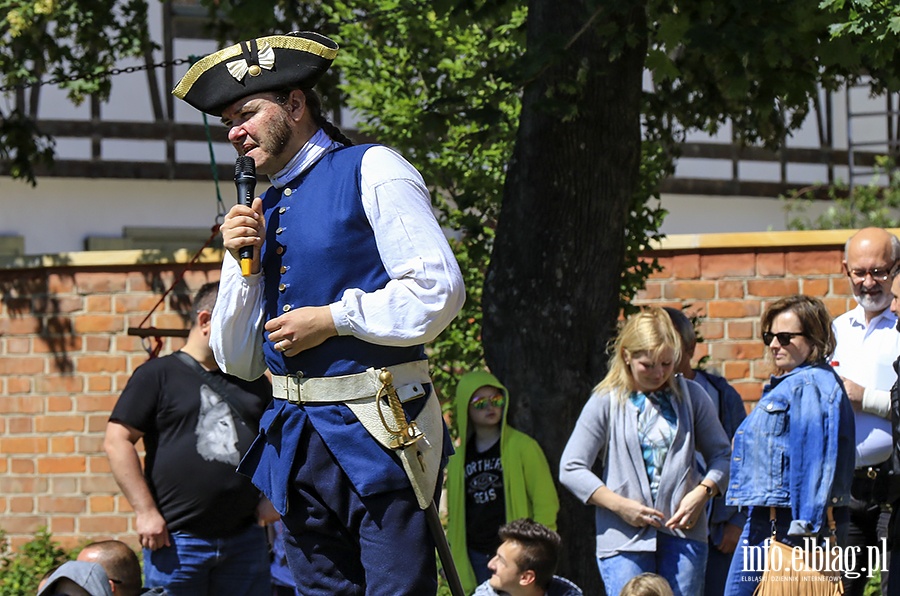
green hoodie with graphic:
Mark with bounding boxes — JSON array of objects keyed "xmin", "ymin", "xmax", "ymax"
[{"xmin": 446, "ymin": 370, "xmax": 560, "ymax": 594}]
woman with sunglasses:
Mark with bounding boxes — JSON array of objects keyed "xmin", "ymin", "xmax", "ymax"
[
  {"xmin": 446, "ymin": 370, "xmax": 560, "ymax": 594},
  {"xmin": 723, "ymin": 295, "xmax": 855, "ymax": 595},
  {"xmin": 559, "ymin": 308, "xmax": 732, "ymax": 596}
]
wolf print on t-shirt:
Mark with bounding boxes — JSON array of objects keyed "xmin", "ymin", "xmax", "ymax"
[{"xmin": 195, "ymin": 384, "xmax": 240, "ymax": 466}]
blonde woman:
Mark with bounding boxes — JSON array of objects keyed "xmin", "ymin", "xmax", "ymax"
[{"xmin": 559, "ymin": 308, "xmax": 731, "ymax": 596}]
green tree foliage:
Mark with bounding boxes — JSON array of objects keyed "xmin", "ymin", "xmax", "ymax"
[
  {"xmin": 784, "ymin": 156, "xmax": 900, "ymax": 229},
  {"xmin": 0, "ymin": 0, "xmax": 151, "ymax": 184},
  {"xmin": 0, "ymin": 528, "xmax": 70, "ymax": 596},
  {"xmin": 820, "ymin": 0, "xmax": 900, "ymax": 90}
]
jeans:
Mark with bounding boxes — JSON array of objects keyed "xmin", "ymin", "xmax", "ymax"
[
  {"xmin": 597, "ymin": 532, "xmax": 708, "ymax": 596},
  {"xmin": 143, "ymin": 524, "xmax": 270, "ymax": 596},
  {"xmin": 468, "ymin": 548, "xmax": 493, "ymax": 586},
  {"xmin": 723, "ymin": 506, "xmax": 849, "ymax": 596},
  {"xmin": 705, "ymin": 538, "xmax": 737, "ymax": 596},
  {"xmin": 843, "ymin": 496, "xmax": 890, "ymax": 596}
]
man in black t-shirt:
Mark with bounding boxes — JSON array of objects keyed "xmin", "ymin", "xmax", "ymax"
[{"xmin": 105, "ymin": 282, "xmax": 274, "ymax": 596}]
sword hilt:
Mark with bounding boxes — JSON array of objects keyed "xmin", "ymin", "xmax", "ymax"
[{"xmin": 376, "ymin": 369, "xmax": 422, "ymax": 449}]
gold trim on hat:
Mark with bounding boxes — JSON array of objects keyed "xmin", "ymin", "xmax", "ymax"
[{"xmin": 172, "ymin": 34, "xmax": 339, "ymax": 99}]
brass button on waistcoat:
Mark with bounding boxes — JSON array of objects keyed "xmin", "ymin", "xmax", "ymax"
[
  {"xmin": 283, "ymin": 304, "xmax": 292, "ymax": 312},
  {"xmin": 284, "ymin": 188, "xmax": 293, "ymax": 197}
]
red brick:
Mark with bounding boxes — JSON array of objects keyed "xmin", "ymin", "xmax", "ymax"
[
  {"xmin": 7, "ymin": 418, "xmax": 33, "ymax": 433},
  {"xmin": 78, "ymin": 435, "xmax": 105, "ymax": 453},
  {"xmin": 36, "ymin": 456, "xmax": 87, "ymax": 474},
  {"xmin": 757, "ymin": 252, "xmax": 785, "ymax": 277},
  {"xmin": 74, "ymin": 315, "xmax": 124, "ymax": 334},
  {"xmin": 51, "ymin": 477, "xmax": 78, "ymax": 494},
  {"xmin": 727, "ymin": 321, "xmax": 755, "ymax": 340},
  {"xmin": 50, "ymin": 517, "xmax": 76, "ymax": 535},
  {"xmin": 649, "ymin": 256, "xmax": 673, "ymax": 279},
  {"xmin": 0, "ymin": 437, "xmax": 47, "ymax": 454},
  {"xmin": 0, "ymin": 516, "xmax": 46, "ymax": 534},
  {"xmin": 723, "ymin": 361, "xmax": 751, "ymax": 381},
  {"xmin": 47, "ymin": 395, "xmax": 75, "ymax": 412},
  {"xmin": 77, "ymin": 355, "xmax": 127, "ymax": 374},
  {"xmin": 707, "ymin": 300, "xmax": 762, "ymax": 318},
  {"xmin": 709, "ymin": 341, "xmax": 766, "ymax": 361},
  {"xmin": 49, "ymin": 436, "xmax": 76, "ymax": 454},
  {"xmin": 10, "ymin": 459, "xmax": 35, "ymax": 474},
  {"xmin": 802, "ymin": 278, "xmax": 830, "ymax": 296},
  {"xmin": 90, "ymin": 495, "xmax": 116, "ymax": 513},
  {"xmin": 77, "ymin": 394, "xmax": 117, "ymax": 413},
  {"xmin": 10, "ymin": 497, "xmax": 35, "ymax": 513},
  {"xmin": 0, "ymin": 477, "xmax": 47, "ymax": 493},
  {"xmin": 746, "ymin": 279, "xmax": 800, "ymax": 297},
  {"xmin": 734, "ymin": 381, "xmax": 763, "ymax": 402},
  {"xmin": 823, "ymin": 297, "xmax": 852, "ymax": 317},
  {"xmin": 88, "ymin": 414, "xmax": 111, "ymax": 433},
  {"xmin": 0, "ymin": 357, "xmax": 45, "ymax": 375},
  {"xmin": 664, "ymin": 281, "xmax": 717, "ymax": 300},
  {"xmin": 35, "ymin": 416, "xmax": 85, "ymax": 433},
  {"xmin": 33, "ymin": 335, "xmax": 82, "ymax": 353},
  {"xmin": 717, "ymin": 281, "xmax": 745, "ymax": 298},
  {"xmin": 55, "ymin": 296, "xmax": 85, "ymax": 314},
  {"xmin": 700, "ymin": 253, "xmax": 756, "ymax": 279},
  {"xmin": 80, "ymin": 516, "xmax": 129, "ymax": 534},
  {"xmin": 672, "ymin": 254, "xmax": 701, "ymax": 279},
  {"xmin": 87, "ymin": 375, "xmax": 113, "ymax": 392},
  {"xmin": 38, "ymin": 497, "xmax": 86, "ymax": 514},
  {"xmin": 115, "ymin": 294, "xmax": 164, "ymax": 315},
  {"xmin": 82, "ymin": 337, "xmax": 110, "ymax": 354},
  {"xmin": 75, "ymin": 272, "xmax": 128, "ymax": 293},
  {"xmin": 785, "ymin": 249, "xmax": 842, "ymax": 275},
  {"xmin": 36, "ymin": 376, "xmax": 84, "ymax": 394},
  {"xmin": 698, "ymin": 320, "xmax": 724, "ymax": 341},
  {"xmin": 90, "ymin": 456, "xmax": 111, "ymax": 474},
  {"xmin": 47, "ymin": 273, "xmax": 76, "ymax": 294},
  {"xmin": 635, "ymin": 281, "xmax": 662, "ymax": 301},
  {"xmin": 0, "ymin": 396, "xmax": 43, "ymax": 414},
  {"xmin": 5, "ymin": 337, "xmax": 30, "ymax": 353}
]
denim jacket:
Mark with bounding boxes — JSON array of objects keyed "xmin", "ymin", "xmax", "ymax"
[{"xmin": 726, "ymin": 362, "xmax": 855, "ymax": 536}]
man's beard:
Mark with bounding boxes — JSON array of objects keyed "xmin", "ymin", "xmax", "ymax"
[{"xmin": 855, "ymin": 289, "xmax": 892, "ymax": 313}]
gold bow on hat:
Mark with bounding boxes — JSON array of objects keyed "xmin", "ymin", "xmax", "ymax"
[{"xmin": 226, "ymin": 41, "xmax": 275, "ymax": 81}]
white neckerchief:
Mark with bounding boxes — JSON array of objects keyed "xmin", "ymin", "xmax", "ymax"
[{"xmin": 268, "ymin": 128, "xmax": 343, "ymax": 189}]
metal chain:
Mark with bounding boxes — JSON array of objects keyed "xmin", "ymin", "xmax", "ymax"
[{"xmin": 0, "ymin": 57, "xmax": 192, "ymax": 94}]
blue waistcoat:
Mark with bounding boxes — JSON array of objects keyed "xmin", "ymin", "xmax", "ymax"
[{"xmin": 237, "ymin": 145, "xmax": 430, "ymax": 513}]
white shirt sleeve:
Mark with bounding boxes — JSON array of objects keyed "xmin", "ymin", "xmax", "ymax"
[
  {"xmin": 209, "ymin": 251, "xmax": 268, "ymax": 380},
  {"xmin": 862, "ymin": 387, "xmax": 891, "ymax": 419},
  {"xmin": 329, "ymin": 145, "xmax": 465, "ymax": 345}
]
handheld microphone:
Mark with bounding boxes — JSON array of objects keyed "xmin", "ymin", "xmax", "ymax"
[{"xmin": 234, "ymin": 156, "xmax": 257, "ymax": 277}]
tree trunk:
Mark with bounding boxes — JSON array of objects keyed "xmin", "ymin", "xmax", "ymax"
[{"xmin": 482, "ymin": 2, "xmax": 647, "ymax": 593}]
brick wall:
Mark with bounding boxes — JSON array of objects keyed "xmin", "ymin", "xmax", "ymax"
[
  {"xmin": 0, "ymin": 250, "xmax": 221, "ymax": 551},
  {"xmin": 0, "ymin": 230, "xmax": 874, "ymax": 551}
]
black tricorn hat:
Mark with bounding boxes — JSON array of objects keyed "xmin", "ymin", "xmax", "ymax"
[{"xmin": 172, "ymin": 31, "xmax": 339, "ymax": 116}]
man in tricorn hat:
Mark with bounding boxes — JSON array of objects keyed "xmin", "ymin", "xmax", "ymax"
[{"xmin": 173, "ymin": 31, "xmax": 465, "ymax": 595}]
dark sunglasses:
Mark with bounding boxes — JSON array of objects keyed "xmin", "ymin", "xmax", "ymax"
[
  {"xmin": 762, "ymin": 331, "xmax": 805, "ymax": 346},
  {"xmin": 471, "ymin": 393, "xmax": 505, "ymax": 410}
]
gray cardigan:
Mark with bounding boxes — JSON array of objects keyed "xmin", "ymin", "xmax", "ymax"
[{"xmin": 559, "ymin": 375, "xmax": 732, "ymax": 557}]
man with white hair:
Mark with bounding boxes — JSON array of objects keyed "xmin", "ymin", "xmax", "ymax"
[{"xmin": 831, "ymin": 227, "xmax": 900, "ymax": 595}]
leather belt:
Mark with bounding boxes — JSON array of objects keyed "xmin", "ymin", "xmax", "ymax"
[{"xmin": 271, "ymin": 360, "xmax": 430, "ymax": 405}]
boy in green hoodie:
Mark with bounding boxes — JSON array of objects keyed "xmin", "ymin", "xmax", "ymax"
[{"xmin": 447, "ymin": 370, "xmax": 560, "ymax": 594}]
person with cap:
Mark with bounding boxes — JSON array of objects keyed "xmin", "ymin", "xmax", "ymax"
[
  {"xmin": 172, "ymin": 31, "xmax": 465, "ymax": 596},
  {"xmin": 38, "ymin": 560, "xmax": 114, "ymax": 596}
]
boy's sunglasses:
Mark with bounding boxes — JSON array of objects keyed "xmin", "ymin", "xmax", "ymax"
[
  {"xmin": 762, "ymin": 331, "xmax": 805, "ymax": 346},
  {"xmin": 470, "ymin": 393, "xmax": 505, "ymax": 410}
]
